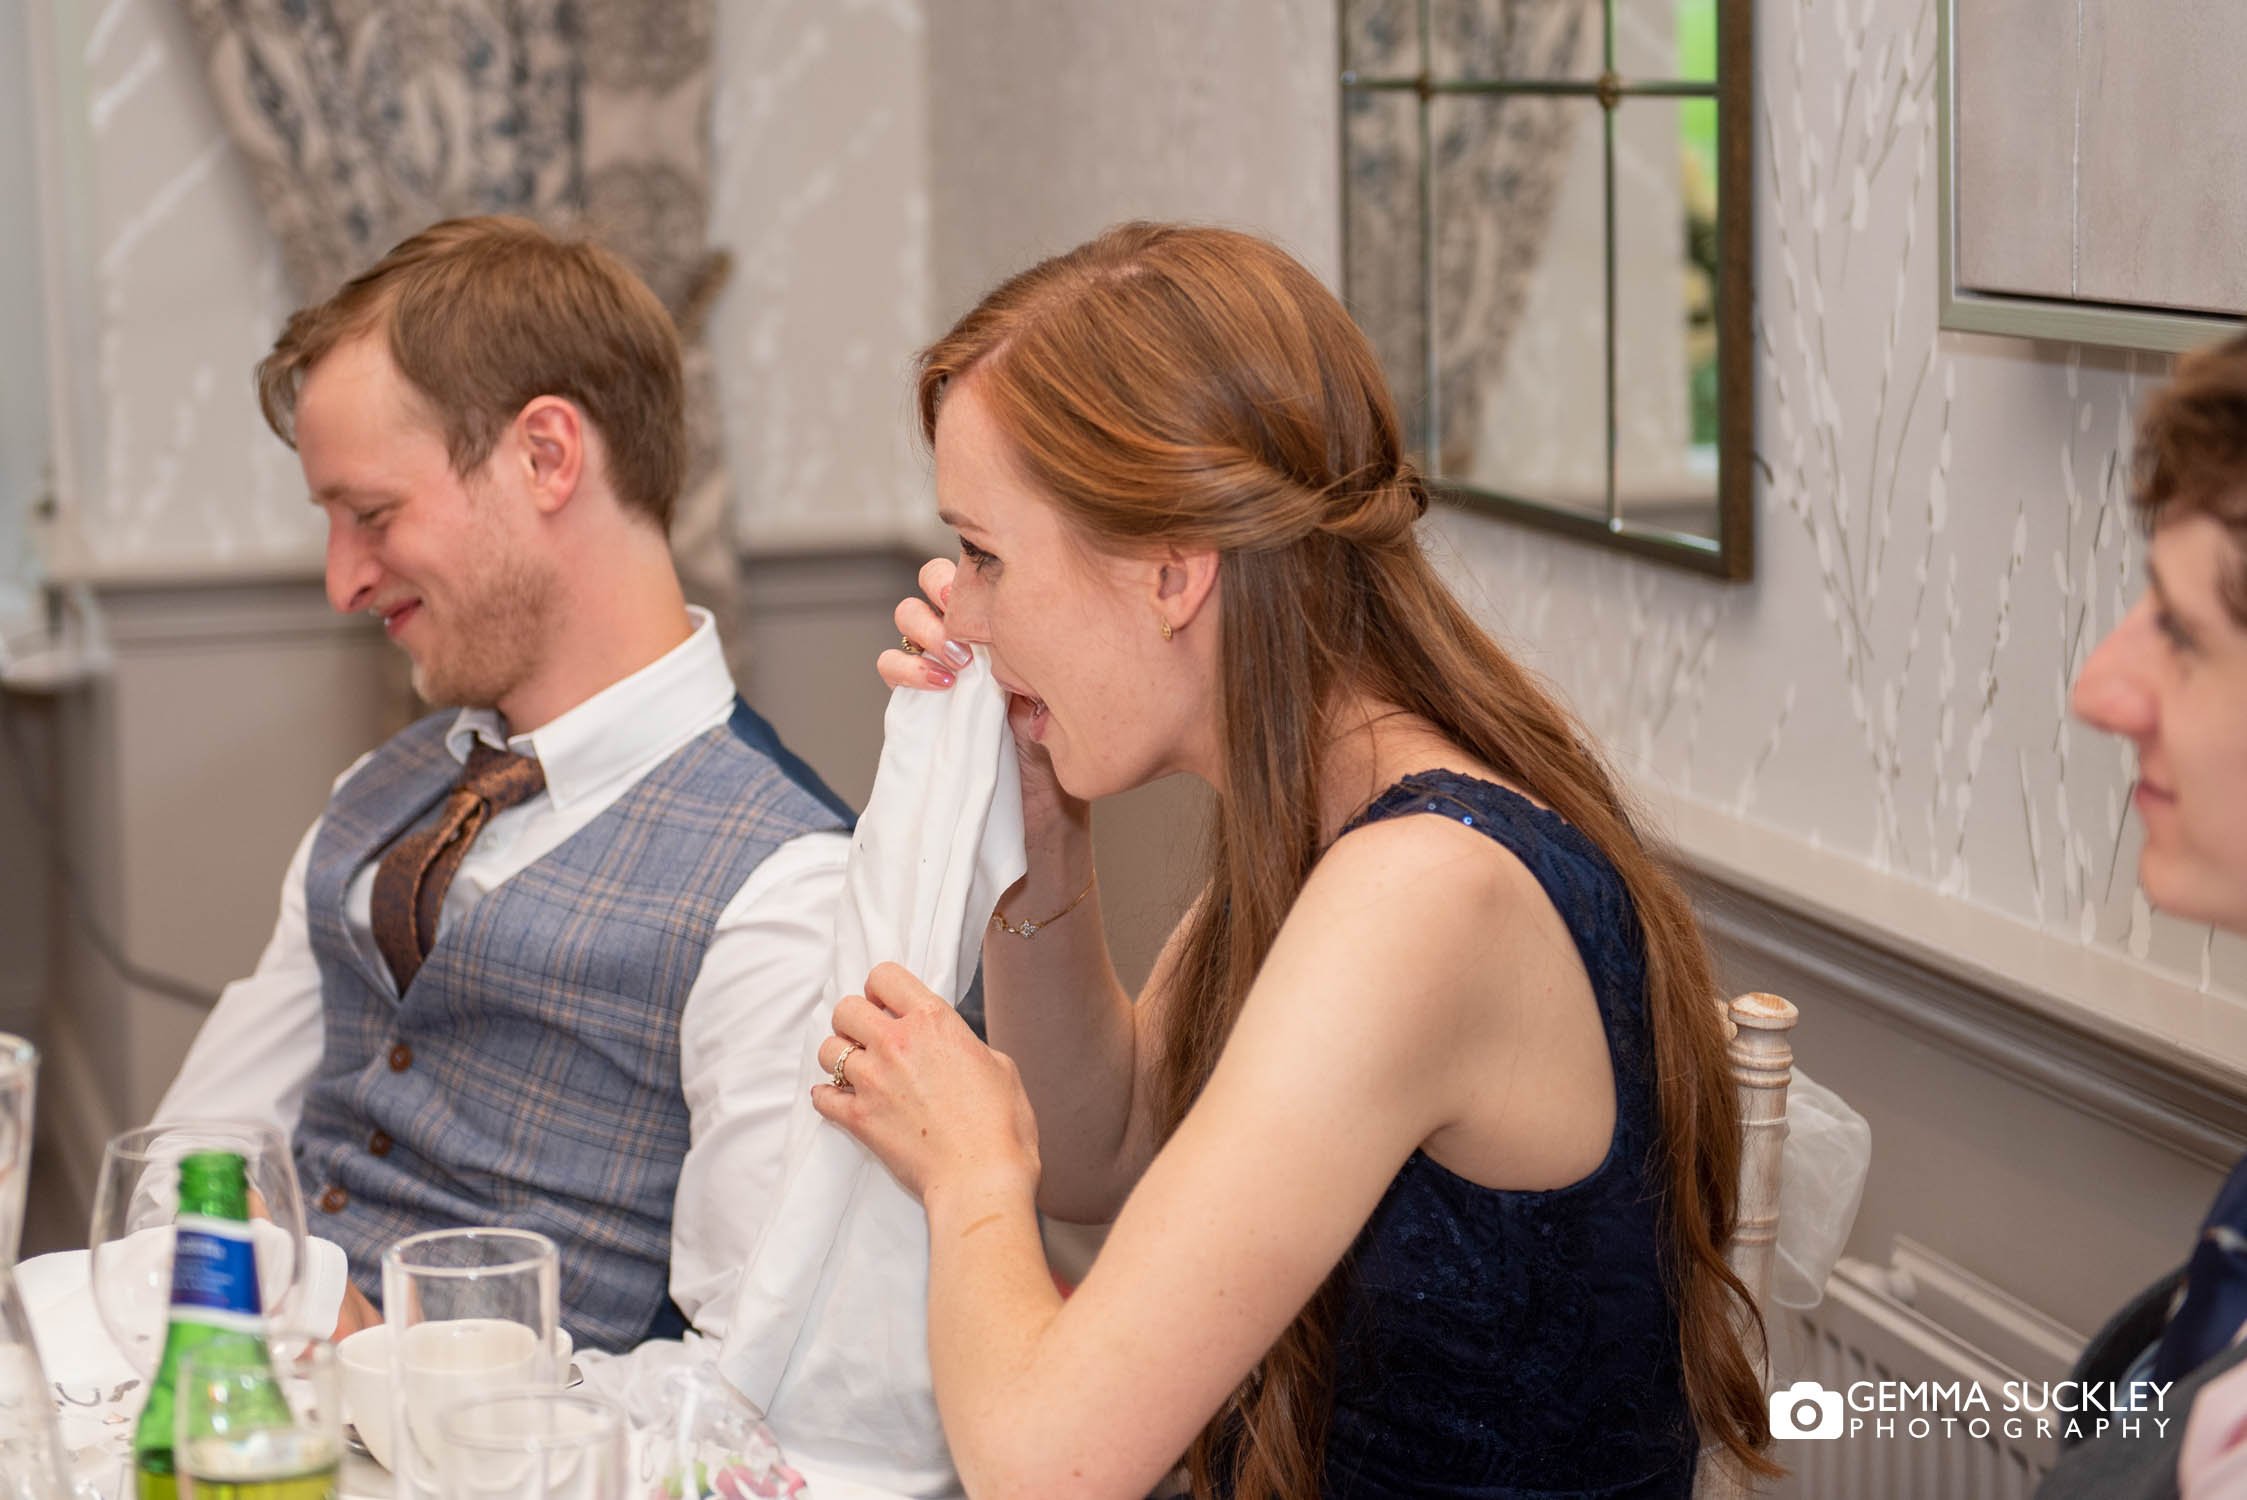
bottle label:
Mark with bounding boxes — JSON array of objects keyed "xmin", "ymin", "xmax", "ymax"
[{"xmin": 168, "ymin": 1214, "xmax": 264, "ymax": 1332}]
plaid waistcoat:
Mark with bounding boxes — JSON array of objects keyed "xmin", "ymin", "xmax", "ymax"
[{"xmin": 294, "ymin": 703, "xmax": 850, "ymax": 1352}]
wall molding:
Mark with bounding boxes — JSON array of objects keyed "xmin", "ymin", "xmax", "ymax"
[
  {"xmin": 43, "ymin": 549, "xmax": 325, "ymax": 591},
  {"xmin": 1688, "ymin": 858, "xmax": 2247, "ymax": 1172},
  {"xmin": 91, "ymin": 574, "xmax": 379, "ymax": 652},
  {"xmin": 739, "ymin": 543, "xmax": 928, "ymax": 613},
  {"xmin": 1646, "ymin": 778, "xmax": 2247, "ymax": 1066},
  {"xmin": 739, "ymin": 513, "xmax": 949, "ymax": 564},
  {"xmin": 41, "ymin": 523, "xmax": 949, "ymax": 621}
]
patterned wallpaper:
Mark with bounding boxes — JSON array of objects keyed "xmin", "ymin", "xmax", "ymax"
[
  {"xmin": 707, "ymin": 0, "xmax": 931, "ymax": 550},
  {"xmin": 1434, "ymin": 0, "xmax": 2237, "ymax": 994},
  {"xmin": 64, "ymin": 0, "xmax": 312, "ymax": 571},
  {"xmin": 38, "ymin": 0, "xmax": 931, "ymax": 572},
  {"xmin": 928, "ymin": 0, "xmax": 1341, "ymax": 311},
  {"xmin": 25, "ymin": 0, "xmax": 2240, "ymax": 1004},
  {"xmin": 0, "ymin": 0, "xmax": 45, "ymax": 609}
]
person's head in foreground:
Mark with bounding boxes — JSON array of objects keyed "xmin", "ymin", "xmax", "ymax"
[
  {"xmin": 2074, "ymin": 330, "xmax": 2247, "ymax": 934},
  {"xmin": 894, "ymin": 222, "xmax": 1774, "ymax": 1494},
  {"xmin": 255, "ymin": 214, "xmax": 688, "ymax": 730},
  {"xmin": 2056, "ymin": 333, "xmax": 2247, "ymax": 1499}
]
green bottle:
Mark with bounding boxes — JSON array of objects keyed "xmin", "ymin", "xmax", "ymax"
[{"xmin": 134, "ymin": 1151, "xmax": 289, "ymax": 1500}]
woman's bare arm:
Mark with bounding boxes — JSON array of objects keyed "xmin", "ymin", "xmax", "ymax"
[{"xmin": 824, "ymin": 813, "xmax": 1607, "ymax": 1499}]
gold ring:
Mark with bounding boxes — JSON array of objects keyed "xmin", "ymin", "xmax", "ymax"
[
  {"xmin": 899, "ymin": 635, "xmax": 925, "ymax": 657},
  {"xmin": 829, "ymin": 1040, "xmax": 860, "ymax": 1088}
]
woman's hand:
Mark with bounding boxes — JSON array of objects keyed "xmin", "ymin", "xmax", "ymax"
[
  {"xmin": 878, "ymin": 558, "xmax": 974, "ymax": 690},
  {"xmin": 877, "ymin": 557, "xmax": 1085, "ymax": 836},
  {"xmin": 812, "ymin": 961, "xmax": 1041, "ymax": 1204}
]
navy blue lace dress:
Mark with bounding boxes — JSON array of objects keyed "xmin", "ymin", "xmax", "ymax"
[{"xmin": 1311, "ymin": 770, "xmax": 1698, "ymax": 1498}]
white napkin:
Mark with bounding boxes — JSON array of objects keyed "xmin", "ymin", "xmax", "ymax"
[
  {"xmin": 719, "ymin": 653, "xmax": 1024, "ymax": 1500},
  {"xmin": 19, "ymin": 1235, "xmax": 349, "ymax": 1491}
]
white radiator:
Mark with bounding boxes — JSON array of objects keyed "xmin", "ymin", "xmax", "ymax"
[{"xmin": 1767, "ymin": 1239, "xmax": 2085, "ymax": 1500}]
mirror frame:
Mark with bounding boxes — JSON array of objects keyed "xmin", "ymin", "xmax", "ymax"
[{"xmin": 1338, "ymin": 0, "xmax": 1755, "ymax": 581}]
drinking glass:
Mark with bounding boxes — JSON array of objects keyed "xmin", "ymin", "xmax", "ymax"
[
  {"xmin": 175, "ymin": 1332, "xmax": 342, "ymax": 1500},
  {"xmin": 89, "ymin": 1122, "xmax": 307, "ymax": 1376},
  {"xmin": 0, "ymin": 1034, "xmax": 82, "ymax": 1500},
  {"xmin": 0, "ymin": 1033, "xmax": 39, "ymax": 1261},
  {"xmin": 436, "ymin": 1393, "xmax": 625, "ymax": 1500},
  {"xmin": 381, "ymin": 1230, "xmax": 561, "ymax": 1500},
  {"xmin": 628, "ymin": 1360, "xmax": 804, "ymax": 1500},
  {"xmin": 0, "ymin": 1265, "xmax": 85, "ymax": 1500}
]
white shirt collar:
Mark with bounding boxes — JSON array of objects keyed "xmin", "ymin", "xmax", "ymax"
[{"xmin": 444, "ymin": 607, "xmax": 735, "ymax": 809}]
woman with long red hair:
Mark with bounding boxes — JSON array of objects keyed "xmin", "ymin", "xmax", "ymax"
[{"xmin": 811, "ymin": 222, "xmax": 1774, "ymax": 1500}]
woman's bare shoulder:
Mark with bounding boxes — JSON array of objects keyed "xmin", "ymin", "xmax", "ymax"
[
  {"xmin": 1316, "ymin": 795, "xmax": 1553, "ymax": 921},
  {"xmin": 1266, "ymin": 814, "xmax": 1566, "ymax": 1033}
]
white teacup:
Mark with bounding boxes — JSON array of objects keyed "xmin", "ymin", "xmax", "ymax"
[{"xmin": 338, "ymin": 1319, "xmax": 572, "ymax": 1472}]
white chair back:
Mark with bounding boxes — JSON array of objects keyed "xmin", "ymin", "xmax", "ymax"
[
  {"xmin": 1695, "ymin": 990, "xmax": 1800, "ymax": 1500},
  {"xmin": 1725, "ymin": 992, "xmax": 1799, "ymax": 1314}
]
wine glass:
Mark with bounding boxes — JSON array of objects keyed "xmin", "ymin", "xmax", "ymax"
[{"xmin": 88, "ymin": 1121, "xmax": 307, "ymax": 1376}]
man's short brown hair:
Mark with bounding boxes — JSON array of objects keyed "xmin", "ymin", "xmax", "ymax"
[
  {"xmin": 257, "ymin": 215, "xmax": 685, "ymax": 532},
  {"xmin": 2135, "ymin": 329, "xmax": 2247, "ymax": 623}
]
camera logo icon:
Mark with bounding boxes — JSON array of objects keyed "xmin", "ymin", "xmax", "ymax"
[{"xmin": 1769, "ymin": 1380, "xmax": 1845, "ymax": 1440}]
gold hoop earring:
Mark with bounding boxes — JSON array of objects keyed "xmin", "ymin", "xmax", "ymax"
[{"xmin": 1160, "ymin": 619, "xmax": 1174, "ymax": 641}]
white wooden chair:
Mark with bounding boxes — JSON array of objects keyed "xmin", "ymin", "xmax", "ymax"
[{"xmin": 1696, "ymin": 990, "xmax": 1801, "ymax": 1500}]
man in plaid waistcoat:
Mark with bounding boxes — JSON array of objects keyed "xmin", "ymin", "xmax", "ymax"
[{"xmin": 154, "ymin": 217, "xmax": 853, "ymax": 1352}]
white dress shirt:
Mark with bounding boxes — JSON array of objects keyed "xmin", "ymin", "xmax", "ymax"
[{"xmin": 155, "ymin": 608, "xmax": 850, "ymax": 1337}]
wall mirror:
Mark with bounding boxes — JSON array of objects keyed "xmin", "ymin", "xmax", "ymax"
[{"xmin": 1340, "ymin": 0, "xmax": 1754, "ymax": 580}]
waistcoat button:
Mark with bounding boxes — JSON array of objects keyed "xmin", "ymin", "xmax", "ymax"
[{"xmin": 388, "ymin": 1043, "xmax": 413, "ymax": 1072}]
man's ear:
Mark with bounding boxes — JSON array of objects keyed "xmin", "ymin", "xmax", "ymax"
[
  {"xmin": 1153, "ymin": 545, "xmax": 1220, "ymax": 634},
  {"xmin": 515, "ymin": 396, "xmax": 585, "ymax": 516}
]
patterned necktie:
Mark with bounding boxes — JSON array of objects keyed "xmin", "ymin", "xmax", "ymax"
[
  {"xmin": 2154, "ymin": 1155, "xmax": 2247, "ymax": 1383},
  {"xmin": 369, "ymin": 742, "xmax": 548, "ymax": 993}
]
